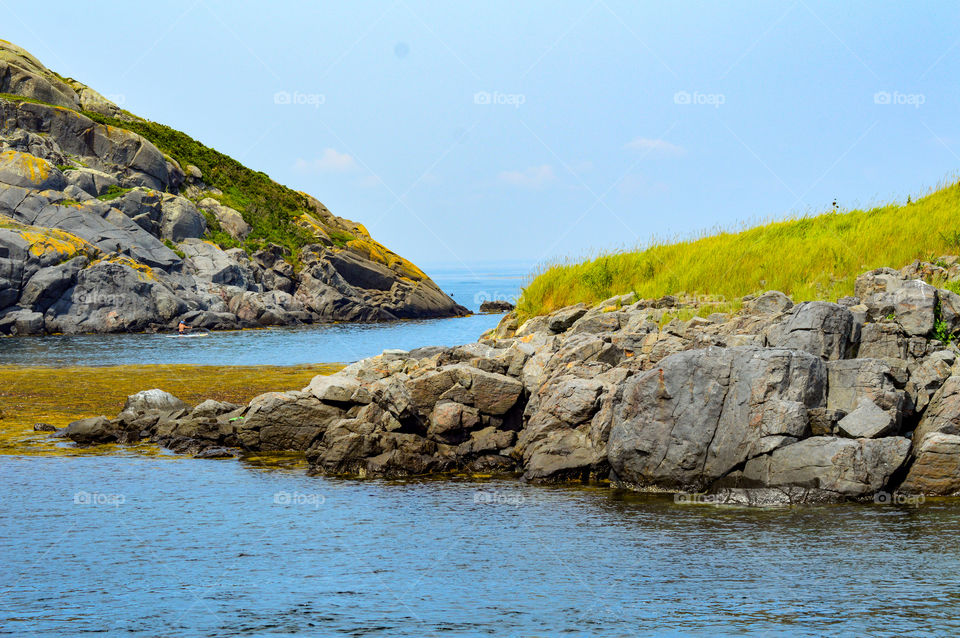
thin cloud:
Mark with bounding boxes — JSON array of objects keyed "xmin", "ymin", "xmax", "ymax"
[
  {"xmin": 624, "ymin": 137, "xmax": 686, "ymax": 156},
  {"xmin": 499, "ymin": 164, "xmax": 556, "ymax": 189},
  {"xmin": 294, "ymin": 148, "xmax": 358, "ymax": 173}
]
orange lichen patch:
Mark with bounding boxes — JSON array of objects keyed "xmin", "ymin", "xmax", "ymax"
[
  {"xmin": 353, "ymin": 223, "xmax": 370, "ymax": 237},
  {"xmin": 89, "ymin": 254, "xmax": 159, "ymax": 282},
  {"xmin": 347, "ymin": 237, "xmax": 427, "ymax": 281},
  {"xmin": 0, "ymin": 148, "xmax": 54, "ymax": 184},
  {"xmin": 0, "ymin": 363, "xmax": 342, "ymax": 457},
  {"xmin": 296, "ymin": 213, "xmax": 332, "ymax": 239},
  {"xmin": 19, "ymin": 227, "xmax": 95, "ymax": 259}
]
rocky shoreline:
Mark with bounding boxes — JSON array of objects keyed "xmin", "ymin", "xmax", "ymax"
[
  {"xmin": 54, "ymin": 260, "xmax": 960, "ymax": 505},
  {"xmin": 0, "ymin": 40, "xmax": 467, "ymax": 336}
]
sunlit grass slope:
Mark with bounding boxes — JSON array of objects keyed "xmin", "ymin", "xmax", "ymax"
[{"xmin": 517, "ymin": 179, "xmax": 960, "ymax": 320}]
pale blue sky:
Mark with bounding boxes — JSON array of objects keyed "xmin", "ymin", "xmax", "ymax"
[{"xmin": 7, "ymin": 1, "xmax": 960, "ymax": 269}]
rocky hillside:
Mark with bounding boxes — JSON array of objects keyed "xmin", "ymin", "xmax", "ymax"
[
  {"xmin": 0, "ymin": 40, "xmax": 466, "ymax": 335},
  {"xmin": 59, "ymin": 259, "xmax": 960, "ymax": 504}
]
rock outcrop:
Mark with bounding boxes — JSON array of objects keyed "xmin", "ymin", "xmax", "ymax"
[
  {"xmin": 62, "ymin": 261, "xmax": 960, "ymax": 505},
  {"xmin": 0, "ymin": 40, "xmax": 466, "ymax": 335}
]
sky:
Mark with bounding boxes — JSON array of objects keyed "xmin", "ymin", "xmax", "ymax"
[{"xmin": 6, "ymin": 1, "xmax": 960, "ymax": 271}]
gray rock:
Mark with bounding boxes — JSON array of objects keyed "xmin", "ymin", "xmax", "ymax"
[
  {"xmin": 857, "ymin": 322, "xmax": 907, "ymax": 359},
  {"xmin": 826, "ymin": 359, "xmax": 906, "ymax": 428},
  {"xmin": 854, "ymin": 267, "xmax": 906, "ymax": 299},
  {"xmin": 63, "ymin": 168, "xmax": 118, "ymax": 197},
  {"xmin": 238, "ymin": 391, "xmax": 343, "ymax": 450},
  {"xmin": 180, "ymin": 239, "xmax": 256, "ymax": 288},
  {"xmin": 160, "ymin": 196, "xmax": 206, "ymax": 242},
  {"xmin": 194, "ymin": 447, "xmax": 236, "ymax": 459},
  {"xmin": 61, "ymin": 416, "xmax": 117, "ymax": 444},
  {"xmin": 123, "ymin": 389, "xmax": 189, "ymax": 414},
  {"xmin": 0, "ymin": 307, "xmax": 44, "ymax": 335},
  {"xmin": 864, "ymin": 279, "xmax": 938, "ymax": 336},
  {"xmin": 305, "ymin": 373, "xmax": 363, "ymax": 404},
  {"xmin": 745, "ymin": 290, "xmax": 794, "ymax": 314},
  {"xmin": 0, "ymin": 149, "xmax": 65, "ymax": 190},
  {"xmin": 899, "ymin": 433, "xmax": 960, "ymax": 495},
  {"xmin": 522, "ymin": 429, "xmax": 604, "ymax": 482},
  {"xmin": 547, "ymin": 305, "xmax": 589, "ymax": 333},
  {"xmin": 911, "ymin": 375, "xmax": 960, "ymax": 451},
  {"xmin": 479, "ymin": 300, "xmax": 515, "ymax": 313},
  {"xmin": 608, "ymin": 347, "xmax": 826, "ymax": 491},
  {"xmin": 45, "ymin": 262, "xmax": 186, "ymax": 334},
  {"xmin": 765, "ymin": 301, "xmax": 853, "ymax": 360},
  {"xmin": 741, "ymin": 436, "xmax": 910, "ymax": 497},
  {"xmin": 197, "ymin": 198, "xmax": 250, "ymax": 240},
  {"xmin": 191, "ymin": 399, "xmax": 242, "ymax": 419},
  {"xmin": 907, "ymin": 350, "xmax": 954, "ymax": 414},
  {"xmin": 19, "ymin": 256, "xmax": 87, "ymax": 312},
  {"xmin": 836, "ymin": 399, "xmax": 896, "ymax": 438},
  {"xmin": 327, "ymin": 250, "xmax": 396, "ymax": 291}
]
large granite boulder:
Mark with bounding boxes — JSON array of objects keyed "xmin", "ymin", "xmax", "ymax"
[
  {"xmin": 900, "ymin": 433, "xmax": 960, "ymax": 496},
  {"xmin": 160, "ymin": 196, "xmax": 206, "ymax": 242},
  {"xmin": 197, "ymin": 198, "xmax": 250, "ymax": 240},
  {"xmin": 0, "ymin": 149, "xmax": 65, "ymax": 190},
  {"xmin": 123, "ymin": 389, "xmax": 189, "ymax": 414},
  {"xmin": 44, "ymin": 261, "xmax": 186, "ymax": 334},
  {"xmin": 826, "ymin": 358, "xmax": 906, "ymax": 429},
  {"xmin": 740, "ymin": 436, "xmax": 910, "ymax": 498},
  {"xmin": 863, "ymin": 279, "xmax": 938, "ymax": 337},
  {"xmin": 236, "ymin": 391, "xmax": 344, "ymax": 451},
  {"xmin": 764, "ymin": 301, "xmax": 853, "ymax": 360},
  {"xmin": 608, "ymin": 347, "xmax": 826, "ymax": 491}
]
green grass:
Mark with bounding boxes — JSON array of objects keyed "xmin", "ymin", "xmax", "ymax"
[
  {"xmin": 517, "ymin": 178, "xmax": 960, "ymax": 320},
  {"xmin": 96, "ymin": 184, "xmax": 131, "ymax": 201},
  {"xmin": 80, "ymin": 111, "xmax": 315, "ymax": 254},
  {"xmin": 328, "ymin": 229, "xmax": 356, "ymax": 248},
  {"xmin": 0, "ymin": 92, "xmax": 52, "ymax": 107},
  {"xmin": 162, "ymin": 239, "xmax": 186, "ymax": 259}
]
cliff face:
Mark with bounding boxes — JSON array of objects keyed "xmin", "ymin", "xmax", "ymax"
[{"xmin": 0, "ymin": 39, "xmax": 467, "ymax": 335}]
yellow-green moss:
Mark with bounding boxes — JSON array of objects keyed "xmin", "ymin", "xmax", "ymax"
[
  {"xmin": 518, "ymin": 178, "xmax": 960, "ymax": 320},
  {"xmin": 0, "ymin": 363, "xmax": 342, "ymax": 457}
]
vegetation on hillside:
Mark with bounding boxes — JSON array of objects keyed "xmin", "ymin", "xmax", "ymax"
[
  {"xmin": 2, "ymin": 90, "xmax": 321, "ymax": 254},
  {"xmin": 517, "ymin": 178, "xmax": 960, "ymax": 320},
  {"xmin": 81, "ymin": 111, "xmax": 315, "ymax": 254}
]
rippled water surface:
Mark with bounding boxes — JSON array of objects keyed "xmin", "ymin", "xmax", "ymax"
[
  {"xmin": 0, "ymin": 265, "xmax": 526, "ymax": 366},
  {"xmin": 3, "ymin": 455, "xmax": 960, "ymax": 637},
  {"xmin": 5, "ymin": 262, "xmax": 960, "ymax": 636}
]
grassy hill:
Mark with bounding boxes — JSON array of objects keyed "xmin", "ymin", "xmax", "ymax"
[{"xmin": 516, "ymin": 178, "xmax": 960, "ymax": 320}]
